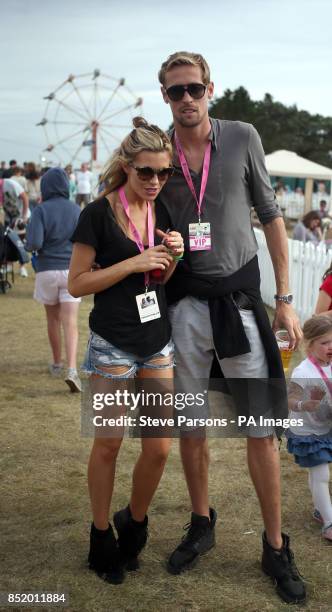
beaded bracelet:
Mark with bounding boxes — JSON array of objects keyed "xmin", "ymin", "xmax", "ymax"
[{"xmin": 172, "ymin": 253, "xmax": 184, "ymax": 262}]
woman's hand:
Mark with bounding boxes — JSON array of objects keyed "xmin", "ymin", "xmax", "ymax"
[
  {"xmin": 130, "ymin": 244, "xmax": 173, "ymax": 274},
  {"xmin": 156, "ymin": 229, "xmax": 184, "ymax": 258},
  {"xmin": 310, "ymin": 386, "xmax": 325, "ymax": 401}
]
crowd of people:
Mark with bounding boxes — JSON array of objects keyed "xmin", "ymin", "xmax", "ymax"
[{"xmin": 1, "ymin": 50, "xmax": 332, "ymax": 607}]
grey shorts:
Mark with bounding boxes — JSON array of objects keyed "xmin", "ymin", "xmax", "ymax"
[{"xmin": 168, "ymin": 296, "xmax": 274, "ymax": 437}]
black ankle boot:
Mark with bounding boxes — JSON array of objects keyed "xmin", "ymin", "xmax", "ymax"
[
  {"xmin": 113, "ymin": 505, "xmax": 148, "ymax": 571},
  {"xmin": 262, "ymin": 531, "xmax": 306, "ymax": 604},
  {"xmin": 167, "ymin": 507, "xmax": 217, "ymax": 575},
  {"xmin": 88, "ymin": 523, "xmax": 125, "ymax": 584}
]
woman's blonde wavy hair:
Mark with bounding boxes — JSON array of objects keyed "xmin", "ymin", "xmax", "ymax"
[{"xmin": 100, "ymin": 117, "xmax": 172, "ymax": 196}]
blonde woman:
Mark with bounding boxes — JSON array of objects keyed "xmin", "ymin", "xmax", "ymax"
[{"xmin": 69, "ymin": 117, "xmax": 184, "ymax": 584}]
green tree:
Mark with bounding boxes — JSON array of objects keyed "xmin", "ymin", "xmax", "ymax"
[{"xmin": 209, "ymin": 88, "xmax": 332, "ymax": 167}]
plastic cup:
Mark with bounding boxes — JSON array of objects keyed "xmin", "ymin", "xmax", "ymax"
[
  {"xmin": 275, "ymin": 329, "xmax": 293, "ymax": 372},
  {"xmin": 149, "ymin": 268, "xmax": 167, "ymax": 284}
]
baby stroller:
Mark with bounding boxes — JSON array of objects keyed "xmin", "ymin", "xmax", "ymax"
[{"xmin": 0, "ymin": 223, "xmax": 30, "ymax": 293}]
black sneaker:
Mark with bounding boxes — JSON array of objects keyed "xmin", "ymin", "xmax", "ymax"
[
  {"xmin": 262, "ymin": 532, "xmax": 306, "ymax": 604},
  {"xmin": 113, "ymin": 505, "xmax": 148, "ymax": 571},
  {"xmin": 167, "ymin": 507, "xmax": 217, "ymax": 575},
  {"xmin": 88, "ymin": 523, "xmax": 125, "ymax": 584}
]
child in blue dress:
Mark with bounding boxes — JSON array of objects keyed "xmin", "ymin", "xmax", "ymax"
[{"xmin": 287, "ymin": 315, "xmax": 332, "ymax": 541}]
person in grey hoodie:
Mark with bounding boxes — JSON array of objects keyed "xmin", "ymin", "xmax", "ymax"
[{"xmin": 26, "ymin": 167, "xmax": 82, "ymax": 392}]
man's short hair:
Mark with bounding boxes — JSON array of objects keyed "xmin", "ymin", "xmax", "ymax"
[
  {"xmin": 9, "ymin": 159, "xmax": 17, "ymax": 166},
  {"xmin": 320, "ymin": 200, "xmax": 327, "ymax": 206},
  {"xmin": 158, "ymin": 51, "xmax": 211, "ymax": 86}
]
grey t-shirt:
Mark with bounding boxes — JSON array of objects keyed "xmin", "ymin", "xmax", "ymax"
[{"xmin": 156, "ymin": 118, "xmax": 282, "ymax": 277}]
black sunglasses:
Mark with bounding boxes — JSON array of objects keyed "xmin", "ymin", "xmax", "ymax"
[
  {"xmin": 166, "ymin": 83, "xmax": 207, "ymax": 102},
  {"xmin": 131, "ymin": 165, "xmax": 174, "ymax": 181}
]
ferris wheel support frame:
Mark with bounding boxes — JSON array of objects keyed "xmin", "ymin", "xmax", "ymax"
[{"xmin": 37, "ymin": 69, "xmax": 143, "ymax": 167}]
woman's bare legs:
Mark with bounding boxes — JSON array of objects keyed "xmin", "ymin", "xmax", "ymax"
[
  {"xmin": 44, "ymin": 304, "xmax": 62, "ymax": 364},
  {"xmin": 59, "ymin": 302, "xmax": 79, "ymax": 369},
  {"xmin": 129, "ymin": 357, "xmax": 173, "ymax": 521},
  {"xmin": 88, "ymin": 369, "xmax": 130, "ymax": 529}
]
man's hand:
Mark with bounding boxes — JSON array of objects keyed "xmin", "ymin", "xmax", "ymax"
[{"xmin": 272, "ymin": 302, "xmax": 302, "ymax": 350}]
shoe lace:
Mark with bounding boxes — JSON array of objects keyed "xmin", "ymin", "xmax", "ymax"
[
  {"xmin": 181, "ymin": 521, "xmax": 207, "ymax": 544},
  {"xmin": 279, "ymin": 547, "xmax": 303, "ymax": 581}
]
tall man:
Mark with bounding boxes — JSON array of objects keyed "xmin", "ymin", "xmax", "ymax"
[{"xmin": 157, "ymin": 52, "xmax": 305, "ymax": 605}]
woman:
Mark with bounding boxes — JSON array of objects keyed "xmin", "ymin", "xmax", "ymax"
[
  {"xmin": 68, "ymin": 117, "xmax": 184, "ymax": 584},
  {"xmin": 26, "ymin": 162, "xmax": 41, "ymax": 212},
  {"xmin": 315, "ymin": 262, "xmax": 332, "ymax": 315},
  {"xmin": 25, "ymin": 167, "xmax": 82, "ymax": 392},
  {"xmin": 292, "ymin": 210, "xmax": 322, "ymax": 245}
]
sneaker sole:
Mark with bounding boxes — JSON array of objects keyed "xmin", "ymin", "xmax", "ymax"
[
  {"xmin": 65, "ymin": 378, "xmax": 81, "ymax": 393},
  {"xmin": 166, "ymin": 540, "xmax": 215, "ymax": 576},
  {"xmin": 262, "ymin": 566, "xmax": 306, "ymax": 604}
]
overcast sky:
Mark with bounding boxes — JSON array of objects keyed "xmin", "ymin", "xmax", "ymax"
[{"xmin": 1, "ymin": 0, "xmax": 332, "ymax": 166}]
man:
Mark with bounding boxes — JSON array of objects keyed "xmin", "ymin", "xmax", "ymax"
[
  {"xmin": 2, "ymin": 159, "xmax": 18, "ymax": 178},
  {"xmin": 317, "ymin": 199, "xmax": 331, "ymax": 223},
  {"xmin": 1, "ymin": 177, "xmax": 29, "ymax": 226},
  {"xmin": 0, "ymin": 161, "xmax": 7, "ymax": 178},
  {"xmin": 75, "ymin": 162, "xmax": 93, "ymax": 207},
  {"xmin": 157, "ymin": 51, "xmax": 305, "ymax": 605}
]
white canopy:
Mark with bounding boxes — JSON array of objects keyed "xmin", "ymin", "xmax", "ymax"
[{"xmin": 265, "ymin": 150, "xmax": 332, "ymax": 181}]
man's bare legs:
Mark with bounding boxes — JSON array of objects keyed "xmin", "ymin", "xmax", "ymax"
[
  {"xmin": 179, "ymin": 436, "xmax": 209, "ymax": 518},
  {"xmin": 247, "ymin": 436, "xmax": 283, "ymax": 549},
  {"xmin": 179, "ymin": 433, "xmax": 282, "ymax": 546}
]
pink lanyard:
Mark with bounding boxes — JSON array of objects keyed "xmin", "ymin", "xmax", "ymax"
[
  {"xmin": 308, "ymin": 355, "xmax": 332, "ymax": 396},
  {"xmin": 118, "ymin": 187, "xmax": 154, "ymax": 288},
  {"xmin": 174, "ymin": 133, "xmax": 211, "ymax": 223}
]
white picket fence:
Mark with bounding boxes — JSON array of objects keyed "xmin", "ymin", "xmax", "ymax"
[{"xmin": 254, "ymin": 228, "xmax": 331, "ymax": 324}]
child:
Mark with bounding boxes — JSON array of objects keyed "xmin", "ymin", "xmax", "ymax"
[{"xmin": 287, "ymin": 315, "xmax": 332, "ymax": 541}]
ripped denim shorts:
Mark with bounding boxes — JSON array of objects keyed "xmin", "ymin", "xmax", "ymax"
[{"xmin": 82, "ymin": 332, "xmax": 175, "ymax": 379}]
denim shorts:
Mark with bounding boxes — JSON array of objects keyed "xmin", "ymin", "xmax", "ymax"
[{"xmin": 82, "ymin": 332, "xmax": 175, "ymax": 379}]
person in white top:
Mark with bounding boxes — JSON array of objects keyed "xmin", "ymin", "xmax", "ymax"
[
  {"xmin": 11, "ymin": 166, "xmax": 28, "ymax": 193},
  {"xmin": 75, "ymin": 162, "xmax": 93, "ymax": 207},
  {"xmin": 287, "ymin": 315, "xmax": 332, "ymax": 541}
]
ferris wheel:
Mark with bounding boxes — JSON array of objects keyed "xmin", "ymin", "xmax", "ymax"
[{"xmin": 37, "ymin": 69, "xmax": 143, "ymax": 166}]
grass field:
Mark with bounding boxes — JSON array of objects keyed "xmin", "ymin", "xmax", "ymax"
[{"xmin": 1, "ymin": 267, "xmax": 331, "ymax": 612}]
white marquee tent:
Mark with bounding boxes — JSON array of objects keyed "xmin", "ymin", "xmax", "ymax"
[{"xmin": 265, "ymin": 150, "xmax": 332, "ymax": 213}]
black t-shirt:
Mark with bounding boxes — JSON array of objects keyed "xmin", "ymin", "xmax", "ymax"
[{"xmin": 71, "ymin": 197, "xmax": 171, "ymax": 357}]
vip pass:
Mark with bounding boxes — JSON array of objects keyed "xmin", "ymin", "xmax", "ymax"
[
  {"xmin": 175, "ymin": 133, "xmax": 212, "ymax": 252},
  {"xmin": 189, "ymin": 222, "xmax": 211, "ymax": 251},
  {"xmin": 118, "ymin": 187, "xmax": 161, "ymax": 323}
]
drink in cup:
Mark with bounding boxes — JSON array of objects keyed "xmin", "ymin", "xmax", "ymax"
[
  {"xmin": 149, "ymin": 268, "xmax": 167, "ymax": 284},
  {"xmin": 275, "ymin": 329, "xmax": 293, "ymax": 372}
]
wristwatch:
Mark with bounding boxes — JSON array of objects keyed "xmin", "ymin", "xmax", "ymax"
[{"xmin": 274, "ymin": 293, "xmax": 293, "ymax": 304}]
